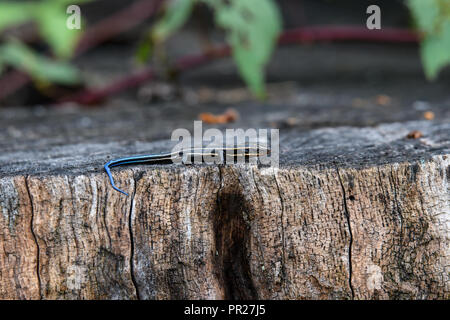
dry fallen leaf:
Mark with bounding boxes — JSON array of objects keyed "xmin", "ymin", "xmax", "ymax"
[
  {"xmin": 376, "ymin": 94, "xmax": 391, "ymax": 106},
  {"xmin": 406, "ymin": 130, "xmax": 423, "ymax": 139},
  {"xmin": 198, "ymin": 108, "xmax": 239, "ymax": 124},
  {"xmin": 423, "ymin": 111, "xmax": 435, "ymax": 120}
]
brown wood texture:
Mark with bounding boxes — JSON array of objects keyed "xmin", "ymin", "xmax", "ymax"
[{"xmin": 0, "ymin": 103, "xmax": 448, "ymax": 299}]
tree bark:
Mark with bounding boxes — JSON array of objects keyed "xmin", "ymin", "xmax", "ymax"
[{"xmin": 0, "ymin": 117, "xmax": 448, "ymax": 299}]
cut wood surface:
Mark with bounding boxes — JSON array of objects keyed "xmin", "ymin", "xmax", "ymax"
[{"xmin": 0, "ymin": 98, "xmax": 448, "ymax": 300}]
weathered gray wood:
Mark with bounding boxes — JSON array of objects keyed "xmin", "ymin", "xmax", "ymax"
[{"xmin": 0, "ymin": 107, "xmax": 449, "ymax": 299}]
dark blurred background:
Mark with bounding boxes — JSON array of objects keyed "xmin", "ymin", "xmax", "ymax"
[{"xmin": 0, "ymin": 0, "xmax": 448, "ymax": 150}]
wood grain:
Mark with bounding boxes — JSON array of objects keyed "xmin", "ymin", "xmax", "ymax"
[{"xmin": 1, "ymin": 118, "xmax": 448, "ymax": 299}]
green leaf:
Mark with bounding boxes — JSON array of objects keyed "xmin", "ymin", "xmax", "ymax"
[
  {"xmin": 420, "ymin": 21, "xmax": 450, "ymax": 79},
  {"xmin": 35, "ymin": 1, "xmax": 83, "ymax": 59},
  {"xmin": 152, "ymin": 0, "xmax": 195, "ymax": 42},
  {"xmin": 135, "ymin": 38, "xmax": 153, "ymax": 64},
  {"xmin": 407, "ymin": 0, "xmax": 440, "ymax": 32},
  {"xmin": 213, "ymin": 0, "xmax": 281, "ymax": 98},
  {"xmin": 407, "ymin": 0, "xmax": 450, "ymax": 79},
  {"xmin": 0, "ymin": 2, "xmax": 34, "ymax": 32},
  {"xmin": 0, "ymin": 1, "xmax": 91, "ymax": 59},
  {"xmin": 142, "ymin": 0, "xmax": 281, "ymax": 98},
  {"xmin": 0, "ymin": 41, "xmax": 81, "ymax": 85}
]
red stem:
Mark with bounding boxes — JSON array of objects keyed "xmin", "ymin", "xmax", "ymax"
[
  {"xmin": 60, "ymin": 69, "xmax": 156, "ymax": 105},
  {"xmin": 58, "ymin": 45, "xmax": 231, "ymax": 105},
  {"xmin": 279, "ymin": 26, "xmax": 419, "ymax": 44},
  {"xmin": 76, "ymin": 0, "xmax": 164, "ymax": 55},
  {"xmin": 60, "ymin": 26, "xmax": 419, "ymax": 105}
]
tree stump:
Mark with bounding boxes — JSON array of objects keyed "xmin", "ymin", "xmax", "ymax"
[{"xmin": 0, "ymin": 102, "xmax": 448, "ymax": 300}]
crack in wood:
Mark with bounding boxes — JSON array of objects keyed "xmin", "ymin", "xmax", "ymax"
[
  {"xmin": 128, "ymin": 170, "xmax": 140, "ymax": 300},
  {"xmin": 335, "ymin": 166, "xmax": 355, "ymax": 299},
  {"xmin": 24, "ymin": 176, "xmax": 42, "ymax": 300},
  {"xmin": 273, "ymin": 172, "xmax": 288, "ymax": 294}
]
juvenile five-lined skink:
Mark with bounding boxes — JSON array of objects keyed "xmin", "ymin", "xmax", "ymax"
[{"xmin": 104, "ymin": 145, "xmax": 269, "ymax": 196}]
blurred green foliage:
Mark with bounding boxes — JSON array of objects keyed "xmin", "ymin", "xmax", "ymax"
[
  {"xmin": 0, "ymin": 0, "xmax": 91, "ymax": 85},
  {"xmin": 407, "ymin": 0, "xmax": 450, "ymax": 80},
  {"xmin": 146, "ymin": 0, "xmax": 282, "ymax": 99},
  {"xmin": 0, "ymin": 0, "xmax": 449, "ymax": 96},
  {"xmin": 0, "ymin": 40, "xmax": 80, "ymax": 84}
]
